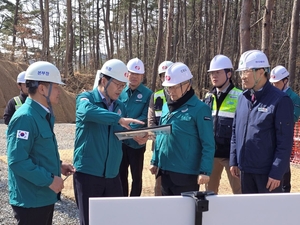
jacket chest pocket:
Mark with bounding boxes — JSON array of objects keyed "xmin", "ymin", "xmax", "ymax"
[
  {"xmin": 39, "ymin": 130, "xmax": 55, "ymax": 152},
  {"xmin": 217, "ymin": 117, "xmax": 233, "ymax": 139}
]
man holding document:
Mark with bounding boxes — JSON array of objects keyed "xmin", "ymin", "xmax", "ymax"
[
  {"xmin": 73, "ymin": 59, "xmax": 147, "ymax": 225},
  {"xmin": 150, "ymin": 62, "xmax": 215, "ymax": 195}
]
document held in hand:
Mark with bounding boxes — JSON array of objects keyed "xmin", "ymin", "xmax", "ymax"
[{"xmin": 114, "ymin": 124, "xmax": 172, "ymax": 141}]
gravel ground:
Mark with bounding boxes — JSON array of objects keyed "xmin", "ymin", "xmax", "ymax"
[{"xmin": 0, "ymin": 121, "xmax": 80, "ymax": 225}]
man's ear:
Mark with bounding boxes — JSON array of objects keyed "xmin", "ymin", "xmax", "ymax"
[
  {"xmin": 227, "ymin": 71, "xmax": 232, "ymax": 79},
  {"xmin": 37, "ymin": 83, "xmax": 46, "ymax": 95}
]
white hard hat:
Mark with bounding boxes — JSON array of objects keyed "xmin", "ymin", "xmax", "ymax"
[
  {"xmin": 100, "ymin": 59, "xmax": 128, "ymax": 83},
  {"xmin": 162, "ymin": 62, "xmax": 193, "ymax": 87},
  {"xmin": 207, "ymin": 55, "xmax": 233, "ymax": 72},
  {"xmin": 236, "ymin": 50, "xmax": 270, "ymax": 71},
  {"xmin": 25, "ymin": 61, "xmax": 64, "ymax": 85},
  {"xmin": 17, "ymin": 71, "xmax": 26, "ymax": 83},
  {"xmin": 269, "ymin": 65, "xmax": 289, "ymax": 82},
  {"xmin": 158, "ymin": 61, "xmax": 173, "ymax": 74},
  {"xmin": 127, "ymin": 58, "xmax": 145, "ymax": 74}
]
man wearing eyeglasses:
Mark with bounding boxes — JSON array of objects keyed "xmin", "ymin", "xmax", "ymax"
[
  {"xmin": 73, "ymin": 59, "xmax": 147, "ymax": 225},
  {"xmin": 119, "ymin": 57, "xmax": 153, "ymax": 197},
  {"xmin": 204, "ymin": 55, "xmax": 242, "ymax": 195},
  {"xmin": 150, "ymin": 62, "xmax": 215, "ymax": 195},
  {"xmin": 229, "ymin": 50, "xmax": 294, "ymax": 194}
]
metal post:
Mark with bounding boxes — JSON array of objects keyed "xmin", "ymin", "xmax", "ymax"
[{"xmin": 181, "ymin": 191, "xmax": 215, "ymax": 225}]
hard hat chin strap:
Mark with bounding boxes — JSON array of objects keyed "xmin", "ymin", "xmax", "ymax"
[
  {"xmin": 250, "ymin": 70, "xmax": 262, "ymax": 91},
  {"xmin": 180, "ymin": 80, "xmax": 192, "ymax": 98},
  {"xmin": 282, "ymin": 78, "xmax": 288, "ymax": 91},
  {"xmin": 104, "ymin": 78, "xmax": 113, "ymax": 106},
  {"xmin": 43, "ymin": 83, "xmax": 54, "ymax": 115},
  {"xmin": 216, "ymin": 70, "xmax": 229, "ymax": 89}
]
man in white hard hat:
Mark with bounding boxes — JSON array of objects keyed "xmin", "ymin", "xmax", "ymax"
[
  {"xmin": 148, "ymin": 60, "xmax": 173, "ymax": 196},
  {"xmin": 6, "ymin": 61, "xmax": 75, "ymax": 224},
  {"xmin": 230, "ymin": 50, "xmax": 294, "ymax": 194},
  {"xmin": 119, "ymin": 57, "xmax": 153, "ymax": 197},
  {"xmin": 204, "ymin": 55, "xmax": 242, "ymax": 194},
  {"xmin": 73, "ymin": 59, "xmax": 147, "ymax": 225},
  {"xmin": 3, "ymin": 71, "xmax": 28, "ymax": 125},
  {"xmin": 269, "ymin": 65, "xmax": 300, "ymax": 193},
  {"xmin": 150, "ymin": 62, "xmax": 215, "ymax": 195}
]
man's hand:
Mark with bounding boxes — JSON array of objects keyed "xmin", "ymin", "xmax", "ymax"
[
  {"xmin": 230, "ymin": 166, "xmax": 240, "ymax": 178},
  {"xmin": 133, "ymin": 133, "xmax": 149, "ymax": 145},
  {"xmin": 149, "ymin": 165, "xmax": 158, "ymax": 175},
  {"xmin": 198, "ymin": 174, "xmax": 210, "ymax": 185},
  {"xmin": 61, "ymin": 163, "xmax": 76, "ymax": 177},
  {"xmin": 118, "ymin": 118, "xmax": 145, "ymax": 130},
  {"xmin": 266, "ymin": 177, "xmax": 281, "ymax": 192},
  {"xmin": 49, "ymin": 176, "xmax": 64, "ymax": 194}
]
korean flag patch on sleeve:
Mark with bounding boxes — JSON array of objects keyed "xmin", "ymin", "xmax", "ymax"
[{"xmin": 17, "ymin": 130, "xmax": 29, "ymax": 140}]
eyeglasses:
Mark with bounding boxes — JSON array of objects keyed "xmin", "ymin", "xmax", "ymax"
[
  {"xmin": 164, "ymin": 81, "xmax": 190, "ymax": 91},
  {"xmin": 239, "ymin": 68, "xmax": 263, "ymax": 77},
  {"xmin": 111, "ymin": 79, "xmax": 127, "ymax": 89}
]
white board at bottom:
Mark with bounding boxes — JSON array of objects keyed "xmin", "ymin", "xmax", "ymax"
[
  {"xmin": 89, "ymin": 193, "xmax": 300, "ymax": 225},
  {"xmin": 89, "ymin": 196, "xmax": 195, "ymax": 225}
]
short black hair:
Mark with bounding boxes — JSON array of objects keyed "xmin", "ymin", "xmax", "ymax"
[{"xmin": 26, "ymin": 80, "xmax": 50, "ymax": 94}]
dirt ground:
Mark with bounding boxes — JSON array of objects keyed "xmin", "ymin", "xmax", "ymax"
[{"xmin": 58, "ymin": 141, "xmax": 300, "ymax": 200}]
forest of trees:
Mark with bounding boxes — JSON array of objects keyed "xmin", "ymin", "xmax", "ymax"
[{"xmin": 0, "ymin": 0, "xmax": 300, "ymax": 98}]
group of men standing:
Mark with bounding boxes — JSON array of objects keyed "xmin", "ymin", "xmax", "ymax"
[{"xmin": 4, "ymin": 50, "xmax": 300, "ymax": 225}]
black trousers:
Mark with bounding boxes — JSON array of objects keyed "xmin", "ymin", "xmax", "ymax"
[
  {"xmin": 73, "ymin": 171, "xmax": 123, "ymax": 225},
  {"xmin": 241, "ymin": 171, "xmax": 282, "ymax": 194},
  {"xmin": 160, "ymin": 170, "xmax": 199, "ymax": 196},
  {"xmin": 12, "ymin": 204, "xmax": 54, "ymax": 225},
  {"xmin": 119, "ymin": 144, "xmax": 146, "ymax": 196},
  {"xmin": 282, "ymin": 165, "xmax": 291, "ymax": 192}
]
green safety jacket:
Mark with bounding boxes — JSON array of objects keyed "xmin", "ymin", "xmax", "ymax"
[{"xmin": 7, "ymin": 98, "xmax": 61, "ymax": 208}]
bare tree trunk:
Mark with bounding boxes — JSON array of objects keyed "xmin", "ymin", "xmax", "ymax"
[
  {"xmin": 124, "ymin": 12, "xmax": 129, "ymax": 62},
  {"xmin": 10, "ymin": 0, "xmax": 20, "ymax": 61},
  {"xmin": 165, "ymin": 0, "xmax": 174, "ymax": 60},
  {"xmin": 219, "ymin": 0, "xmax": 229, "ymax": 54},
  {"xmin": 261, "ymin": 0, "xmax": 274, "ymax": 56},
  {"xmin": 95, "ymin": 0, "xmax": 100, "ymax": 68},
  {"xmin": 151, "ymin": 0, "xmax": 163, "ymax": 91},
  {"xmin": 78, "ymin": 1, "xmax": 83, "ymax": 71},
  {"xmin": 128, "ymin": 1, "xmax": 133, "ymax": 59},
  {"xmin": 103, "ymin": 0, "xmax": 111, "ymax": 59},
  {"xmin": 240, "ymin": 0, "xmax": 252, "ymax": 54},
  {"xmin": 288, "ymin": 0, "xmax": 300, "ymax": 87},
  {"xmin": 44, "ymin": 0, "xmax": 50, "ymax": 61},
  {"xmin": 65, "ymin": 0, "xmax": 74, "ymax": 77},
  {"xmin": 142, "ymin": 0, "xmax": 149, "ymax": 84}
]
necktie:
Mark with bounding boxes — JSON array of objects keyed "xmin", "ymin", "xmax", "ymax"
[{"xmin": 251, "ymin": 94, "xmax": 255, "ymax": 103}]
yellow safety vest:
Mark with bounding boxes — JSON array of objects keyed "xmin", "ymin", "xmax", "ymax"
[
  {"xmin": 205, "ymin": 87, "xmax": 242, "ymax": 118},
  {"xmin": 154, "ymin": 89, "xmax": 166, "ymax": 118},
  {"xmin": 14, "ymin": 96, "xmax": 23, "ymax": 110}
]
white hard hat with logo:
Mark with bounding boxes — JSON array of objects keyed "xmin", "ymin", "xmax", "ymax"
[
  {"xmin": 236, "ymin": 50, "xmax": 270, "ymax": 71},
  {"xmin": 25, "ymin": 61, "xmax": 64, "ymax": 85},
  {"xmin": 162, "ymin": 62, "xmax": 193, "ymax": 87},
  {"xmin": 127, "ymin": 58, "xmax": 145, "ymax": 74},
  {"xmin": 269, "ymin": 65, "xmax": 289, "ymax": 82},
  {"xmin": 207, "ymin": 55, "xmax": 233, "ymax": 72},
  {"xmin": 17, "ymin": 71, "xmax": 26, "ymax": 84},
  {"xmin": 158, "ymin": 61, "xmax": 173, "ymax": 74},
  {"xmin": 93, "ymin": 59, "xmax": 128, "ymax": 89}
]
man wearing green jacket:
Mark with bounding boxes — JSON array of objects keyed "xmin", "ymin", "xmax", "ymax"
[
  {"xmin": 119, "ymin": 57, "xmax": 153, "ymax": 197},
  {"xmin": 7, "ymin": 61, "xmax": 75, "ymax": 225},
  {"xmin": 73, "ymin": 59, "xmax": 146, "ymax": 225},
  {"xmin": 269, "ymin": 65, "xmax": 300, "ymax": 193},
  {"xmin": 150, "ymin": 62, "xmax": 215, "ymax": 195}
]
